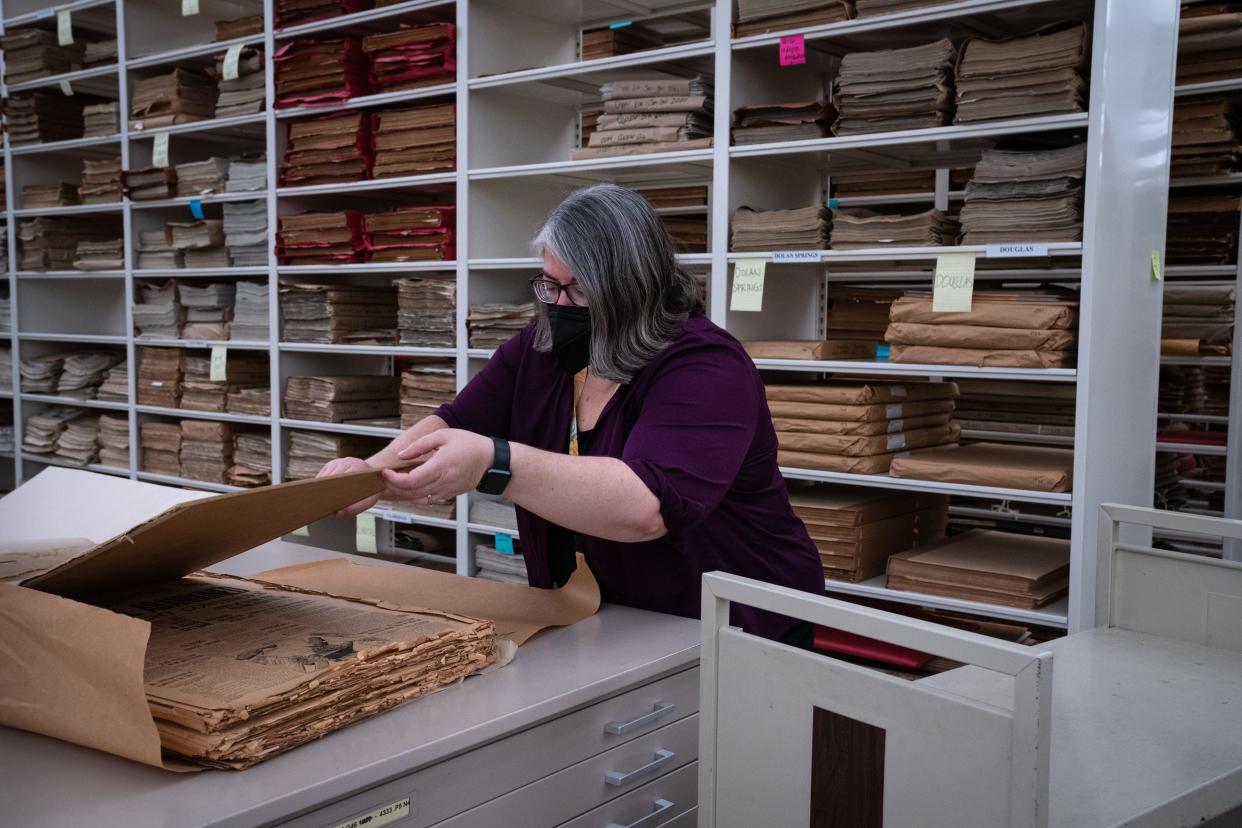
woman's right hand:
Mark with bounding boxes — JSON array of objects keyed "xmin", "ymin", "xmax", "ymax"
[{"xmin": 318, "ymin": 456, "xmax": 381, "ymax": 518}]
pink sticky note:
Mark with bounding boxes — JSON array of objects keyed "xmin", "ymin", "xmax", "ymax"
[{"xmin": 779, "ymin": 33, "xmax": 805, "ymax": 66}]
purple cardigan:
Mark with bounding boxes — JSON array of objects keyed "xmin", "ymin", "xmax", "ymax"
[{"xmin": 435, "ymin": 313, "xmax": 825, "ymax": 640}]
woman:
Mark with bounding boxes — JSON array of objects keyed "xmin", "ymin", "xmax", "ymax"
[{"xmin": 320, "ymin": 183, "xmax": 824, "ymax": 643}]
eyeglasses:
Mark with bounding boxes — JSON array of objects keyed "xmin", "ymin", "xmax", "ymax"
[{"xmin": 530, "ymin": 272, "xmax": 587, "ymax": 306}]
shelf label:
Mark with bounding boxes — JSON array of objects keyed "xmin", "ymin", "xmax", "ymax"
[
  {"xmin": 183, "ymin": 339, "xmax": 209, "ymax": 348},
  {"xmin": 827, "ymin": 198, "xmax": 840, "ymax": 209},
  {"xmin": 378, "ymin": 509, "xmax": 412, "ymax": 525},
  {"xmin": 609, "ymin": 20, "xmax": 632, "ymax": 29},
  {"xmin": 333, "ymin": 798, "xmax": 410, "ymax": 828},
  {"xmin": 771, "ymin": 250, "xmax": 819, "ymax": 263},
  {"xmin": 290, "ymin": 525, "xmax": 309, "ymax": 537},
  {"xmin": 182, "ymin": 0, "xmax": 199, "ymax": 15},
  {"xmin": 57, "ymin": 9, "xmax": 73, "ymax": 45},
  {"xmin": 932, "ymin": 252, "xmax": 976, "ymax": 312},
  {"xmin": 189, "ymin": 199, "xmax": 205, "ymax": 220},
  {"xmin": 779, "ymin": 33, "xmax": 805, "ymax": 66},
  {"xmin": 729, "ymin": 259, "xmax": 766, "ymax": 312},
  {"xmin": 152, "ymin": 133, "xmax": 170, "ymax": 168},
  {"xmin": 876, "ymin": 343, "xmax": 890, "ymax": 360},
  {"xmin": 1150, "ymin": 249, "xmax": 1162, "ymax": 282},
  {"xmin": 59, "ymin": 80, "xmax": 73, "ymax": 96},
  {"xmin": 985, "ymin": 242, "xmax": 1048, "ymax": 258},
  {"xmin": 209, "ymin": 346, "xmax": 227, "ymax": 381},
  {"xmin": 36, "ymin": 8, "xmax": 55, "ymax": 18},
  {"xmin": 494, "ymin": 533, "xmax": 515, "ymax": 555},
  {"xmin": 356, "ymin": 513, "xmax": 378, "ymax": 554},
  {"xmin": 223, "ymin": 43, "xmax": 245, "ymax": 82}
]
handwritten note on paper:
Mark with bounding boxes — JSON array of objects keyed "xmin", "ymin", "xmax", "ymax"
[
  {"xmin": 153, "ymin": 133, "xmax": 171, "ymax": 168},
  {"xmin": 730, "ymin": 259, "xmax": 767, "ymax": 312},
  {"xmin": 223, "ymin": 44, "xmax": 245, "ymax": 82},
  {"xmin": 59, "ymin": 80, "xmax": 73, "ymax": 96},
  {"xmin": 57, "ymin": 9, "xmax": 73, "ymax": 45},
  {"xmin": 182, "ymin": 0, "xmax": 200, "ymax": 15},
  {"xmin": 1151, "ymin": 249, "xmax": 1162, "ymax": 282},
  {"xmin": 209, "ymin": 346, "xmax": 228, "ymax": 381},
  {"xmin": 356, "ymin": 513, "xmax": 378, "ymax": 554},
  {"xmin": 779, "ymin": 34, "xmax": 806, "ymax": 66},
  {"xmin": 932, "ymin": 252, "xmax": 977, "ymax": 312}
]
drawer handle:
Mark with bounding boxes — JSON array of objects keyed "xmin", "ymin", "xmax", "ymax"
[
  {"xmin": 605, "ymin": 701, "xmax": 675, "ymax": 735},
  {"xmin": 606, "ymin": 798, "xmax": 675, "ymax": 828},
  {"xmin": 604, "ymin": 749, "xmax": 675, "ymax": 787}
]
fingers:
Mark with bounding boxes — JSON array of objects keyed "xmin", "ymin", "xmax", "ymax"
[
  {"xmin": 398, "ymin": 430, "xmax": 449, "ymax": 460},
  {"xmin": 334, "ymin": 493, "xmax": 379, "ymax": 519}
]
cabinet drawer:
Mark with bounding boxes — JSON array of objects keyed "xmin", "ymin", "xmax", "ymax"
[
  {"xmin": 556, "ymin": 761, "xmax": 697, "ymax": 828},
  {"xmin": 282, "ymin": 667, "xmax": 699, "ymax": 828},
  {"xmin": 436, "ymin": 714, "xmax": 698, "ymax": 828},
  {"xmin": 658, "ymin": 807, "xmax": 697, "ymax": 827}
]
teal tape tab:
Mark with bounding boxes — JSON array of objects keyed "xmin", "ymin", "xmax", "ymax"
[
  {"xmin": 190, "ymin": 199, "xmax": 205, "ymax": 220},
  {"xmin": 494, "ymin": 533, "xmax": 515, "ymax": 554},
  {"xmin": 609, "ymin": 20, "xmax": 632, "ymax": 28},
  {"xmin": 876, "ymin": 344, "xmax": 891, "ymax": 360},
  {"xmin": 827, "ymin": 198, "xmax": 840, "ymax": 209}
]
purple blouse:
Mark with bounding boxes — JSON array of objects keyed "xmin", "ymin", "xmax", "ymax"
[{"xmin": 434, "ymin": 313, "xmax": 825, "ymax": 640}]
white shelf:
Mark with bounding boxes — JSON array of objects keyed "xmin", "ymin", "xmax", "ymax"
[
  {"xmin": 729, "ymin": 243, "xmax": 1082, "ymax": 263},
  {"xmin": 279, "ymin": 418, "xmax": 402, "ymax": 438},
  {"xmin": 1174, "ymin": 77, "xmax": 1242, "ymax": 98},
  {"xmin": 467, "ymin": 521, "xmax": 519, "ymax": 538},
  {"xmin": 469, "ymin": 40, "xmax": 715, "ymax": 91},
  {"xmin": 467, "ymin": 348, "xmax": 497, "ymax": 359},
  {"xmin": 16, "ymin": 270, "xmax": 125, "ymax": 280},
  {"xmin": 126, "ymin": 34, "xmax": 264, "ymax": 70},
  {"xmin": 832, "ymin": 190, "xmax": 964, "ymax": 207},
  {"xmin": 1156, "ymin": 441, "xmax": 1230, "ymax": 457},
  {"xmin": 959, "ymin": 429, "xmax": 1075, "ymax": 446},
  {"xmin": 135, "ymin": 338, "xmax": 269, "ymax": 349},
  {"xmin": 469, "ymin": 148, "xmax": 714, "ymax": 182},
  {"xmin": 279, "ymin": 343, "xmax": 455, "ymax": 357},
  {"xmin": 129, "ymin": 112, "xmax": 266, "ymax": 138},
  {"xmin": 136, "ymin": 405, "xmax": 271, "ymax": 425},
  {"xmin": 1169, "ymin": 173, "xmax": 1242, "ymax": 189},
  {"xmin": 12, "ymin": 203, "xmax": 123, "ymax": 218},
  {"xmin": 135, "ymin": 471, "xmax": 243, "ymax": 493},
  {"xmin": 274, "ymin": 82, "xmax": 457, "ymax": 119},
  {"xmin": 1180, "ymin": 479, "xmax": 1227, "ymax": 491},
  {"xmin": 948, "ymin": 505, "xmax": 1072, "ymax": 529},
  {"xmin": 468, "ymin": 254, "xmax": 709, "ymax": 269},
  {"xmin": 129, "ymin": 192, "xmax": 268, "ymax": 210},
  {"xmin": 3, "ymin": 0, "xmax": 114, "ymax": 27},
  {"xmin": 21, "ymin": 454, "xmax": 132, "ymax": 478},
  {"xmin": 6, "ymin": 62, "xmax": 118, "ymax": 93},
  {"xmin": 9, "ymin": 133, "xmax": 121, "ymax": 156},
  {"xmin": 369, "ymin": 506, "xmax": 457, "ymax": 531},
  {"xmin": 1160, "ymin": 355, "xmax": 1233, "ymax": 366},
  {"xmin": 20, "ymin": 394, "xmax": 130, "ymax": 411},
  {"xmin": 277, "ymin": 171, "xmax": 456, "ymax": 198},
  {"xmin": 278, "ymin": 262, "xmax": 455, "ymax": 275},
  {"xmin": 752, "ymin": 358, "xmax": 1076, "ymax": 383},
  {"xmin": 134, "ymin": 267, "xmax": 269, "ymax": 278},
  {"xmin": 274, "ymin": 0, "xmax": 453, "ymax": 39},
  {"xmin": 822, "ymin": 576, "xmax": 1070, "ymax": 629},
  {"xmin": 1165, "ymin": 265, "xmax": 1240, "ymax": 279},
  {"xmin": 779, "ymin": 465, "xmax": 1074, "ymax": 506},
  {"xmin": 18, "ymin": 332, "xmax": 127, "ymax": 344},
  {"xmin": 1157, "ymin": 412, "xmax": 1230, "ymax": 424}
]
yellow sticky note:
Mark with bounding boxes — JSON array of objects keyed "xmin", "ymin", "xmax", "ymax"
[
  {"xmin": 730, "ymin": 259, "xmax": 766, "ymax": 312},
  {"xmin": 152, "ymin": 133, "xmax": 170, "ymax": 168},
  {"xmin": 209, "ymin": 346, "xmax": 227, "ymax": 381},
  {"xmin": 356, "ymin": 513, "xmax": 378, "ymax": 554},
  {"xmin": 223, "ymin": 44, "xmax": 245, "ymax": 82},
  {"xmin": 290, "ymin": 525, "xmax": 310, "ymax": 537},
  {"xmin": 59, "ymin": 80, "xmax": 72, "ymax": 96},
  {"xmin": 182, "ymin": 0, "xmax": 200, "ymax": 15},
  {"xmin": 932, "ymin": 252, "xmax": 977, "ymax": 312},
  {"xmin": 1150, "ymin": 249, "xmax": 1162, "ymax": 282},
  {"xmin": 57, "ymin": 9, "xmax": 73, "ymax": 45}
]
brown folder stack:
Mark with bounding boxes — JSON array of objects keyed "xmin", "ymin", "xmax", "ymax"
[
  {"xmin": 663, "ymin": 216, "xmax": 708, "ymax": 252},
  {"xmin": 582, "ymin": 21, "xmax": 665, "ymax": 59},
  {"xmin": 572, "ymin": 77, "xmax": 713, "ymax": 160},
  {"xmin": 135, "ymin": 229, "xmax": 178, "ymax": 269},
  {"xmin": 827, "ymin": 286, "xmax": 903, "ymax": 345},
  {"xmin": 55, "ymin": 351, "xmax": 123, "ymax": 399},
  {"xmin": 832, "ymin": 170, "xmax": 934, "ymax": 198},
  {"xmin": 273, "ymin": 37, "xmax": 369, "ymax": 108},
  {"xmin": 179, "ymin": 419, "xmax": 233, "ymax": 483},
  {"xmin": 277, "ymin": 210, "xmax": 366, "ymax": 264},
  {"xmin": 73, "ymin": 238, "xmax": 125, "ymax": 271},
  {"xmin": 98, "ymin": 413, "xmax": 130, "ymax": 468},
  {"xmin": 7, "ymin": 92, "xmax": 87, "ymax": 145},
  {"xmin": 1172, "ymin": 98, "xmax": 1241, "ymax": 178},
  {"xmin": 284, "ymin": 375, "xmax": 399, "ymax": 423},
  {"xmin": 137, "ymin": 346, "xmax": 184, "ymax": 408},
  {"xmin": 828, "ymin": 207, "xmax": 958, "ymax": 248},
  {"xmin": 890, "ymin": 442, "xmax": 1075, "ymax": 492},
  {"xmin": 223, "ymin": 201, "xmax": 269, "ymax": 267},
  {"xmin": 397, "ymin": 275, "xmax": 456, "ymax": 346},
  {"xmin": 22, "ymin": 408, "xmax": 82, "ymax": 458},
  {"xmin": 467, "ymin": 303, "xmax": 537, "ymax": 349},
  {"xmin": 742, "ymin": 340, "xmax": 874, "ymax": 360},
  {"xmin": 228, "ymin": 386, "xmax": 272, "ymax": 416},
  {"xmin": 790, "ymin": 485, "xmax": 948, "ymax": 582},
  {"xmin": 140, "ymin": 420, "xmax": 182, "ymax": 474},
  {"xmin": 731, "ymin": 205, "xmax": 831, "ymax": 251},
  {"xmin": 18, "ymin": 216, "xmax": 122, "ymax": 271},
  {"xmin": 855, "ymin": 0, "xmax": 953, "ymax": 15},
  {"xmin": 832, "ymin": 39, "xmax": 955, "ymax": 135},
  {"xmin": 401, "ymin": 361, "xmax": 456, "ymax": 427},
  {"xmin": 97, "ymin": 361, "xmax": 129, "ymax": 401},
  {"xmin": 1166, "ymin": 192, "xmax": 1241, "ymax": 264},
  {"xmin": 734, "ymin": 1, "xmax": 853, "ymax": 37},
  {"xmin": 84, "ymin": 39, "xmax": 118, "ymax": 66},
  {"xmin": 21, "ymin": 182, "xmax": 79, "ymax": 208},
  {"xmin": 885, "ymin": 291, "xmax": 1079, "ymax": 369},
  {"xmin": 1160, "ymin": 366, "xmax": 1207, "ymax": 415},
  {"xmin": 1177, "ymin": 4, "xmax": 1242, "ymax": 85},
  {"xmin": 887, "ymin": 530, "xmax": 1070, "ymax": 609},
  {"xmin": 362, "ymin": 23, "xmax": 455, "ymax": 93},
  {"xmin": 1154, "ymin": 451, "xmax": 1191, "ymax": 512},
  {"xmin": 954, "ymin": 22, "xmax": 1089, "ymax": 124},
  {"xmin": 959, "ymin": 143, "xmax": 1086, "ymax": 244},
  {"xmin": 363, "ymin": 205, "xmax": 455, "ymax": 262},
  {"xmin": 168, "ymin": 220, "xmax": 230, "ymax": 268},
  {"xmin": 83, "ymin": 101, "xmax": 120, "ymax": 137},
  {"xmin": 230, "ymin": 430, "xmax": 272, "ymax": 487},
  {"xmin": 178, "ymin": 282, "xmax": 234, "ymax": 340},
  {"xmin": 767, "ymin": 381, "xmax": 960, "ymax": 474},
  {"xmin": 124, "ymin": 167, "xmax": 178, "ymax": 201},
  {"xmin": 1161, "ymin": 284, "xmax": 1236, "ymax": 357},
  {"xmin": 282, "ymin": 112, "xmax": 373, "ymax": 186},
  {"xmin": 19, "ymin": 353, "xmax": 67, "ymax": 393},
  {"xmin": 475, "ymin": 544, "xmax": 528, "ymax": 584},
  {"xmin": 175, "ymin": 157, "xmax": 230, "ymax": 196},
  {"xmin": 227, "ymin": 154, "xmax": 268, "ymax": 192},
  {"xmin": 953, "ymin": 378, "xmax": 1076, "ymax": 438},
  {"xmin": 80, "ymin": 157, "xmax": 123, "ymax": 203},
  {"xmin": 280, "ymin": 283, "xmax": 398, "ymax": 343},
  {"xmin": 130, "ymin": 68, "xmax": 218, "ymax": 130},
  {"xmin": 182, "ymin": 351, "xmax": 269, "ymax": 413},
  {"xmin": 0, "ymin": 28, "xmax": 84, "ymax": 85},
  {"xmin": 372, "ymin": 103, "xmax": 456, "ymax": 177},
  {"xmin": 276, "ymin": 0, "xmax": 369, "ymax": 28},
  {"xmin": 55, "ymin": 415, "xmax": 102, "ymax": 466},
  {"xmin": 212, "ymin": 47, "xmax": 266, "ymax": 118},
  {"xmin": 732, "ymin": 100, "xmax": 833, "ymax": 145},
  {"xmin": 636, "ymin": 185, "xmax": 707, "ymax": 210},
  {"xmin": 215, "ymin": 15, "xmax": 264, "ymax": 40},
  {"xmin": 286, "ymin": 429, "xmax": 381, "ymax": 479}
]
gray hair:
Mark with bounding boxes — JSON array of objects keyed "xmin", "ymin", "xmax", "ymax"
[{"xmin": 532, "ymin": 183, "xmax": 704, "ymax": 383}]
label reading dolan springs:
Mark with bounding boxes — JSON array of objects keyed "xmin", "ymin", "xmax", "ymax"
[{"xmin": 333, "ymin": 797, "xmax": 411, "ymax": 828}]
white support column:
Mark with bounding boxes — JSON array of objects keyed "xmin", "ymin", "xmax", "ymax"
[
  {"xmin": 454, "ymin": 0, "xmax": 471, "ymax": 576},
  {"xmin": 0, "ymin": 0, "xmax": 22, "ymax": 486},
  {"xmin": 1223, "ymin": 201, "xmax": 1242, "ymax": 560},
  {"xmin": 115, "ymin": 0, "xmax": 136, "ymax": 480},
  {"xmin": 707, "ymin": 0, "xmax": 730, "ymax": 325},
  {"xmin": 1070, "ymin": 0, "xmax": 1180, "ymax": 630},
  {"xmin": 262, "ymin": 0, "xmax": 282, "ymax": 483}
]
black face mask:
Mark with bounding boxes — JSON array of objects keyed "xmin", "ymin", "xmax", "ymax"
[{"xmin": 545, "ymin": 304, "xmax": 592, "ymax": 374}]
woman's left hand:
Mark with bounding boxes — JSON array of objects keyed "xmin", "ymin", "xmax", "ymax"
[{"xmin": 384, "ymin": 428, "xmax": 494, "ymax": 503}]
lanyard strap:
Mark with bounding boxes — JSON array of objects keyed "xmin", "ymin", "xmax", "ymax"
[{"xmin": 569, "ymin": 368, "xmax": 588, "ymax": 457}]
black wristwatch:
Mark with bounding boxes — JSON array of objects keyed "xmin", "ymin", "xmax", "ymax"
[{"xmin": 476, "ymin": 437, "xmax": 512, "ymax": 495}]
